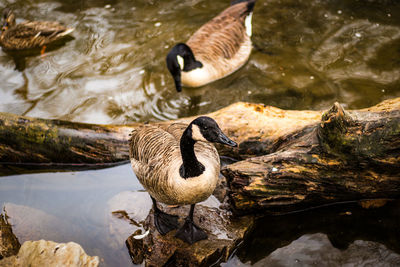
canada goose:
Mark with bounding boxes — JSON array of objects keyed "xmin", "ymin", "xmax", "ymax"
[
  {"xmin": 166, "ymin": 0, "xmax": 256, "ymax": 92},
  {"xmin": 0, "ymin": 8, "xmax": 74, "ymax": 51},
  {"xmin": 129, "ymin": 116, "xmax": 237, "ymax": 244}
]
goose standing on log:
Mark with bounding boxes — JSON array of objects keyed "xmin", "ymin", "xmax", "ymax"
[
  {"xmin": 166, "ymin": 0, "xmax": 256, "ymax": 92},
  {"xmin": 0, "ymin": 8, "xmax": 74, "ymax": 52},
  {"xmin": 129, "ymin": 116, "xmax": 237, "ymax": 244}
]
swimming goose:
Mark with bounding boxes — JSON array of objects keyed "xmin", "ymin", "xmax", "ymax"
[
  {"xmin": 166, "ymin": 0, "xmax": 256, "ymax": 92},
  {"xmin": 0, "ymin": 8, "xmax": 74, "ymax": 51},
  {"xmin": 129, "ymin": 116, "xmax": 237, "ymax": 244}
]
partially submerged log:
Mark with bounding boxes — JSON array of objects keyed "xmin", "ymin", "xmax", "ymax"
[
  {"xmin": 0, "ymin": 101, "xmax": 325, "ymax": 169},
  {"xmin": 1, "ymin": 98, "xmax": 399, "ymax": 265},
  {"xmin": 1, "ymin": 98, "xmax": 399, "ymax": 212},
  {"xmin": 125, "ymin": 201, "xmax": 253, "ymax": 267},
  {"xmin": 222, "ymin": 99, "xmax": 400, "ymax": 215},
  {"xmin": 0, "ymin": 210, "xmax": 20, "ymax": 260},
  {"xmin": 0, "ymin": 112, "xmax": 136, "ymax": 170}
]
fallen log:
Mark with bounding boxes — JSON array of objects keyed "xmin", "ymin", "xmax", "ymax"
[
  {"xmin": 1, "ymin": 99, "xmax": 399, "ymax": 266},
  {"xmin": 222, "ymin": 99, "xmax": 400, "ymax": 215},
  {"xmin": 0, "ymin": 101, "xmax": 325, "ymax": 169},
  {"xmin": 0, "ymin": 112, "xmax": 136, "ymax": 168}
]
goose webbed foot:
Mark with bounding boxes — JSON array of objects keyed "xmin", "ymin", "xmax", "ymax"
[
  {"xmin": 175, "ymin": 217, "xmax": 207, "ymax": 244},
  {"xmin": 153, "ymin": 208, "xmax": 179, "ymax": 235}
]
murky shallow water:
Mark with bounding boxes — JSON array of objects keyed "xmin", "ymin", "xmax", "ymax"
[
  {"xmin": 1, "ymin": 0, "xmax": 400, "ymax": 266},
  {"xmin": 0, "ymin": 0, "xmax": 399, "ymax": 123},
  {"xmin": 1, "ymin": 165, "xmax": 400, "ymax": 266}
]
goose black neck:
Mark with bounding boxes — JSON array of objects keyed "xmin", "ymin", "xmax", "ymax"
[{"xmin": 179, "ymin": 127, "xmax": 205, "ymax": 179}]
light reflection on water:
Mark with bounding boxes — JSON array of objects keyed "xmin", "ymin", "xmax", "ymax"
[
  {"xmin": 0, "ymin": 0, "xmax": 398, "ymax": 124},
  {"xmin": 0, "ymin": 0, "xmax": 400, "ymax": 266},
  {"xmin": 0, "ymin": 164, "xmax": 142, "ymax": 266},
  {"xmin": 2, "ymin": 166, "xmax": 400, "ymax": 267}
]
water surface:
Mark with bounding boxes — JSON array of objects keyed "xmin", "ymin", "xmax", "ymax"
[
  {"xmin": 1, "ymin": 0, "xmax": 400, "ymax": 266},
  {"xmin": 1, "ymin": 166, "xmax": 400, "ymax": 266},
  {"xmin": 0, "ymin": 0, "xmax": 399, "ymax": 124}
]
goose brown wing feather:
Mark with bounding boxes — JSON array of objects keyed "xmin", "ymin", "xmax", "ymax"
[
  {"xmin": 129, "ymin": 123, "xmax": 218, "ymax": 179},
  {"xmin": 187, "ymin": 2, "xmax": 250, "ymax": 60},
  {"xmin": 129, "ymin": 125, "xmax": 179, "ymax": 165},
  {"xmin": 160, "ymin": 123, "xmax": 188, "ymax": 140}
]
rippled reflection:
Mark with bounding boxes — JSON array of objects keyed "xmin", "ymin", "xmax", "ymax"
[{"xmin": 0, "ymin": 0, "xmax": 399, "ymax": 124}]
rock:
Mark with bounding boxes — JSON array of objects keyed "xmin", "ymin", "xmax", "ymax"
[
  {"xmin": 247, "ymin": 233, "xmax": 400, "ymax": 266},
  {"xmin": 0, "ymin": 240, "xmax": 99, "ymax": 267},
  {"xmin": 125, "ymin": 198, "xmax": 254, "ymax": 266}
]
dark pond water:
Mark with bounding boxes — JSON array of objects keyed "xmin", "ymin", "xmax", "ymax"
[{"xmin": 1, "ymin": 0, "xmax": 400, "ymax": 266}]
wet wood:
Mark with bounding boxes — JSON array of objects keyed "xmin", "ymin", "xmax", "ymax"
[
  {"xmin": 0, "ymin": 99, "xmax": 399, "ymax": 214},
  {"xmin": 125, "ymin": 202, "xmax": 253, "ymax": 267},
  {"xmin": 222, "ymin": 99, "xmax": 400, "ymax": 215},
  {"xmin": 0, "ymin": 100, "xmax": 325, "ymax": 171},
  {"xmin": 0, "ymin": 112, "xmax": 137, "ymax": 174},
  {"xmin": 0, "ymin": 210, "xmax": 20, "ymax": 259},
  {"xmin": 1, "ymin": 98, "xmax": 399, "ymax": 265}
]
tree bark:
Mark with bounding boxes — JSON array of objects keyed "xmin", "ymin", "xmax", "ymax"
[
  {"xmin": 0, "ymin": 100, "xmax": 325, "ymax": 173},
  {"xmin": 125, "ymin": 203, "xmax": 253, "ymax": 267},
  {"xmin": 0, "ymin": 210, "xmax": 20, "ymax": 259},
  {"xmin": 1, "ymin": 99, "xmax": 399, "ymax": 265},
  {"xmin": 0, "ymin": 112, "xmax": 137, "ymax": 173},
  {"xmin": 222, "ymin": 99, "xmax": 400, "ymax": 215},
  {"xmin": 0, "ymin": 98, "xmax": 399, "ymax": 213},
  {"xmin": 0, "ymin": 100, "xmax": 332, "ymax": 167}
]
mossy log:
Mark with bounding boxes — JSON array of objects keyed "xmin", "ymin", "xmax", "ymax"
[
  {"xmin": 222, "ymin": 99, "xmax": 400, "ymax": 215},
  {"xmin": 0, "ymin": 100, "xmax": 324, "ymax": 174},
  {"xmin": 1, "ymin": 99, "xmax": 399, "ymax": 265},
  {"xmin": 0, "ymin": 112, "xmax": 136, "ymax": 166},
  {"xmin": 0, "ymin": 99, "xmax": 333, "ymax": 171},
  {"xmin": 1, "ymin": 99, "xmax": 399, "ymax": 213},
  {"xmin": 1, "ymin": 98, "xmax": 398, "ymax": 166}
]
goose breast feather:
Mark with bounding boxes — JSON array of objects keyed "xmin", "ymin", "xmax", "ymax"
[{"xmin": 129, "ymin": 123, "xmax": 220, "ymax": 205}]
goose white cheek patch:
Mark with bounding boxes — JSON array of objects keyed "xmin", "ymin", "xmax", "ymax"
[
  {"xmin": 191, "ymin": 124, "xmax": 207, "ymax": 142},
  {"xmin": 177, "ymin": 55, "xmax": 184, "ymax": 70},
  {"xmin": 245, "ymin": 12, "xmax": 252, "ymax": 36}
]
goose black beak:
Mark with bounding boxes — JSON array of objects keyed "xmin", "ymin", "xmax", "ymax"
[{"xmin": 217, "ymin": 132, "xmax": 237, "ymax": 147}]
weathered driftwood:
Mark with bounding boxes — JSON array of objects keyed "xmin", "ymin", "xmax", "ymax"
[
  {"xmin": 125, "ymin": 200, "xmax": 253, "ymax": 267},
  {"xmin": 0, "ymin": 210, "xmax": 20, "ymax": 260},
  {"xmin": 1, "ymin": 98, "xmax": 399, "ymax": 209},
  {"xmin": 1, "ymin": 99, "xmax": 399, "ymax": 265},
  {"xmin": 222, "ymin": 99, "xmax": 400, "ymax": 215},
  {"xmin": 0, "ymin": 112, "xmax": 137, "ymax": 174},
  {"xmin": 0, "ymin": 101, "xmax": 325, "ymax": 169}
]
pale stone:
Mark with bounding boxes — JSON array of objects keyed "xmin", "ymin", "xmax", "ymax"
[{"xmin": 0, "ymin": 240, "xmax": 99, "ymax": 267}]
